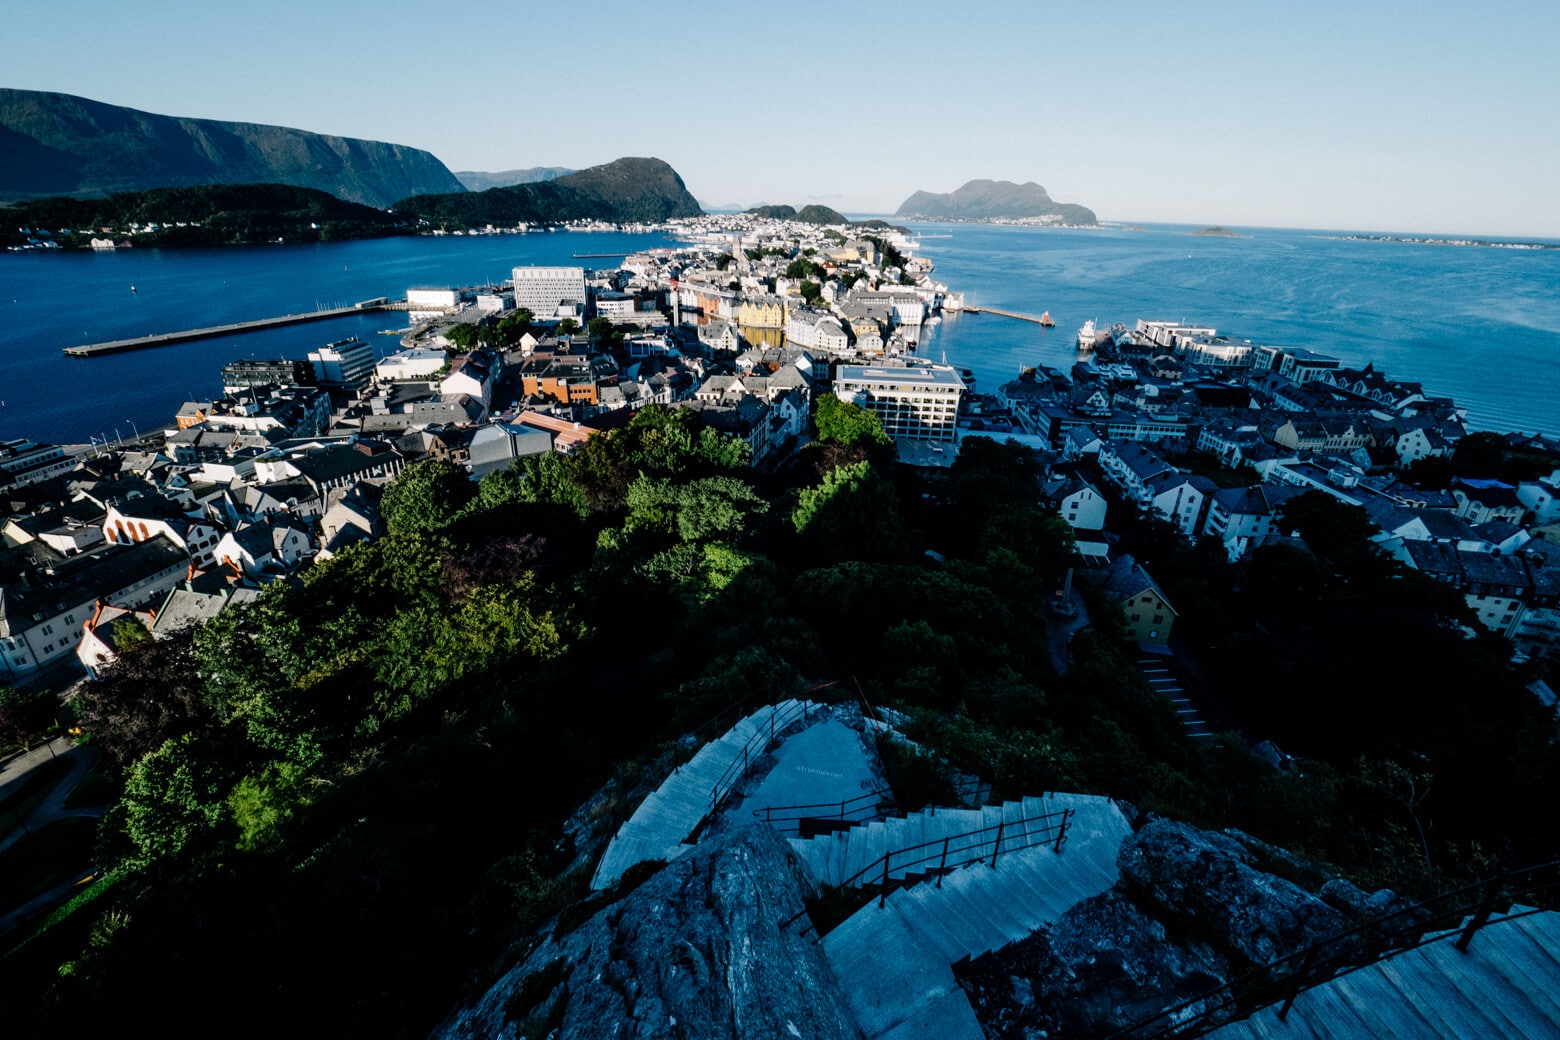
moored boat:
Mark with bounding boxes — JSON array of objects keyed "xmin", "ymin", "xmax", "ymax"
[{"xmin": 1077, "ymin": 319, "xmax": 1096, "ymax": 351}]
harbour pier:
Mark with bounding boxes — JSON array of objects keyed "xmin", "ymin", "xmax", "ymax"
[
  {"xmin": 63, "ymin": 300, "xmax": 391, "ymax": 358},
  {"xmin": 963, "ymin": 305, "xmax": 1054, "ymax": 325}
]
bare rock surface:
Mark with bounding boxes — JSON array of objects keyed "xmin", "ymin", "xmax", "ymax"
[
  {"xmin": 434, "ymin": 824, "xmax": 861, "ymax": 1040},
  {"xmin": 959, "ymin": 817, "xmax": 1370, "ymax": 1038}
]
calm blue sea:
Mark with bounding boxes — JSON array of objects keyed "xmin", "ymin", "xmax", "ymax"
[{"xmin": 2, "ymin": 223, "xmax": 1557, "ymax": 445}]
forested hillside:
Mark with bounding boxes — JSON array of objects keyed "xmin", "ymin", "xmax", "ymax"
[{"xmin": 4, "ymin": 403, "xmax": 1554, "ymax": 1037}]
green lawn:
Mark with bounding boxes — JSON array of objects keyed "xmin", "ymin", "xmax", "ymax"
[{"xmin": 0, "ymin": 817, "xmax": 99, "ymax": 914}]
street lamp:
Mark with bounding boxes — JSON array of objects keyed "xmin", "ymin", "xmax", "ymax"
[
  {"xmin": 115, "ymin": 427, "xmax": 123, "ymax": 446},
  {"xmin": 127, "ymin": 418, "xmax": 140, "ymax": 443}
]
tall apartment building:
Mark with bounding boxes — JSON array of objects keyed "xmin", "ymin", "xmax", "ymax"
[
  {"xmin": 833, "ymin": 364, "xmax": 964, "ymax": 441},
  {"xmin": 511, "ymin": 266, "xmax": 587, "ymax": 316},
  {"xmin": 308, "ymin": 339, "xmax": 376, "ymax": 391}
]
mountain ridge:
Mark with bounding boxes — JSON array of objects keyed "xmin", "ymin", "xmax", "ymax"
[
  {"xmin": 393, "ymin": 157, "xmax": 702, "ymax": 224},
  {"xmin": 455, "ymin": 167, "xmax": 573, "ymax": 192},
  {"xmin": 0, "ymin": 88, "xmax": 465, "ymax": 208}
]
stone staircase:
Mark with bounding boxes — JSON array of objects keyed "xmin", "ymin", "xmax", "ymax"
[
  {"xmin": 1139, "ymin": 653, "xmax": 1213, "ymax": 740},
  {"xmin": 818, "ymin": 792, "xmax": 1132, "ymax": 1040},
  {"xmin": 791, "ymin": 791, "xmax": 1125, "ymax": 890},
  {"xmin": 591, "ymin": 699, "xmax": 808, "ymax": 890},
  {"xmin": 1202, "ymin": 908, "xmax": 1560, "ymax": 1040}
]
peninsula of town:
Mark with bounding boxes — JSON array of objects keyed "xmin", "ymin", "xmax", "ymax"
[
  {"xmin": 4, "ymin": 213, "xmax": 1560, "ymax": 1040},
  {"xmin": 5, "ymin": 215, "xmax": 1558, "ymax": 685}
]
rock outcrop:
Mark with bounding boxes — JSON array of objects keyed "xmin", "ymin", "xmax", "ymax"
[
  {"xmin": 435, "ymin": 825, "xmax": 861, "ymax": 1040},
  {"xmin": 959, "ymin": 818, "xmax": 1393, "ymax": 1038}
]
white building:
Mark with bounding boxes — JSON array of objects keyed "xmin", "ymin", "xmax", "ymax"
[
  {"xmin": 376, "ymin": 348, "xmax": 448, "ymax": 383},
  {"xmin": 512, "ymin": 266, "xmax": 587, "ymax": 317},
  {"xmin": 308, "ymin": 339, "xmax": 376, "ymax": 391},
  {"xmin": 833, "ymin": 364, "xmax": 964, "ymax": 441}
]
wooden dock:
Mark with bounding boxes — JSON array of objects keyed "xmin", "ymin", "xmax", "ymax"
[{"xmin": 63, "ymin": 301, "xmax": 390, "ymax": 357}]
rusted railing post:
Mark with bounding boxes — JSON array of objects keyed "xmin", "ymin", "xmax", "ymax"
[
  {"xmin": 1277, "ymin": 949, "xmax": 1316, "ymax": 1021},
  {"xmin": 990, "ymin": 821, "xmax": 1005, "ymax": 868},
  {"xmin": 1455, "ymin": 903, "xmax": 1495, "ymax": 952},
  {"xmin": 937, "ymin": 836, "xmax": 950, "ymax": 888},
  {"xmin": 1054, "ymin": 809, "xmax": 1072, "ymax": 853},
  {"xmin": 880, "ymin": 854, "xmax": 891, "ymax": 908}
]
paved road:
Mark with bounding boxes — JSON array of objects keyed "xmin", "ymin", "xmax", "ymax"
[
  {"xmin": 0, "ymin": 737, "xmax": 76, "ymax": 802},
  {"xmin": 1045, "ymin": 586, "xmax": 1093, "ymax": 676},
  {"xmin": 0, "ymin": 740, "xmax": 103, "ymax": 856}
]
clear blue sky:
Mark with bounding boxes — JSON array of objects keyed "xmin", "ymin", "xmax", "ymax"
[{"xmin": 9, "ymin": 0, "xmax": 1560, "ymax": 236}]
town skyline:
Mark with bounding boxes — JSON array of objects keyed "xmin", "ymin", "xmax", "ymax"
[{"xmin": 8, "ymin": 0, "xmax": 1560, "ymax": 238}]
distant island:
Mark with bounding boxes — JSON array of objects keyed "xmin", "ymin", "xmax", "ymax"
[
  {"xmin": 895, "ymin": 179, "xmax": 1097, "ymax": 225},
  {"xmin": 454, "ymin": 167, "xmax": 573, "ymax": 192},
  {"xmin": 743, "ymin": 203, "xmax": 848, "ymax": 225},
  {"xmin": 0, "ymin": 88, "xmax": 464, "ymax": 208},
  {"xmin": 1192, "ymin": 225, "xmax": 1239, "ymax": 237},
  {"xmin": 1318, "ymin": 233, "xmax": 1558, "ymax": 250}
]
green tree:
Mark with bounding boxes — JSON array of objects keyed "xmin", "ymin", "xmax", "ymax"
[
  {"xmin": 557, "ymin": 318, "xmax": 580, "ymax": 335},
  {"xmin": 381, "ymin": 458, "xmax": 476, "ymax": 536},
  {"xmin": 118, "ymin": 734, "xmax": 235, "ymax": 864},
  {"xmin": 444, "ymin": 323, "xmax": 480, "ymax": 351},
  {"xmin": 624, "ymin": 474, "xmax": 768, "ymax": 543},
  {"xmin": 479, "ymin": 452, "xmax": 589, "ymax": 518},
  {"xmin": 792, "ymin": 460, "xmax": 907, "ymax": 559},
  {"xmin": 75, "ymin": 627, "xmax": 214, "ymax": 768},
  {"xmin": 814, "ymin": 393, "xmax": 891, "ymax": 449},
  {"xmin": 799, "ymin": 280, "xmax": 822, "ymax": 306},
  {"xmin": 785, "ymin": 257, "xmax": 820, "ymax": 280},
  {"xmin": 587, "ymin": 316, "xmax": 615, "ymax": 344}
]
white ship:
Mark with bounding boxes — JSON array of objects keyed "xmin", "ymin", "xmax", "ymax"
[{"xmin": 1077, "ymin": 319, "xmax": 1097, "ymax": 351}]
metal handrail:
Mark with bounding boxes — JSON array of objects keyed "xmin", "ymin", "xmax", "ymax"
[
  {"xmin": 753, "ymin": 788, "xmax": 896, "ymax": 832},
  {"xmin": 833, "ymin": 806, "xmax": 1074, "ymax": 911},
  {"xmin": 705, "ymin": 697, "xmax": 812, "ymax": 817},
  {"xmin": 1106, "ymin": 858, "xmax": 1560, "ymax": 1040}
]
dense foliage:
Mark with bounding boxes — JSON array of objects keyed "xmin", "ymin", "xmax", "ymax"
[{"xmin": 6, "ymin": 412, "xmax": 1555, "ymax": 1036}]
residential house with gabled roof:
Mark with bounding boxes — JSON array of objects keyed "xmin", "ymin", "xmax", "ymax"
[
  {"xmin": 1093, "ymin": 553, "xmax": 1178, "ymax": 645},
  {"xmin": 103, "ymin": 498, "xmax": 223, "ymax": 569},
  {"xmin": 317, "ymin": 483, "xmax": 383, "ymax": 559},
  {"xmin": 468, "ymin": 423, "xmax": 554, "ymax": 480},
  {"xmin": 0, "ymin": 536, "xmax": 188, "ymax": 681},
  {"xmin": 1202, "ymin": 485, "xmax": 1310, "ymax": 560},
  {"xmin": 1149, "ymin": 474, "xmax": 1221, "ymax": 538},
  {"xmin": 1451, "ymin": 479, "xmax": 1525, "ymax": 525},
  {"xmin": 212, "ymin": 518, "xmax": 312, "ymax": 582},
  {"xmin": 1517, "ymin": 471, "xmax": 1560, "ymax": 525},
  {"xmin": 75, "ymin": 600, "xmax": 156, "ymax": 679},
  {"xmin": 1096, "ymin": 440, "xmax": 1176, "ymax": 507},
  {"xmin": 3, "ymin": 499, "xmax": 107, "ymax": 556},
  {"xmin": 149, "ymin": 572, "xmax": 261, "ymax": 640},
  {"xmin": 440, "ymin": 347, "xmax": 501, "ymax": 412},
  {"xmin": 511, "ymin": 411, "xmax": 599, "ymax": 455},
  {"xmin": 677, "ymin": 396, "xmax": 771, "ymax": 464},
  {"xmin": 1045, "ymin": 471, "xmax": 1108, "ymax": 531}
]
